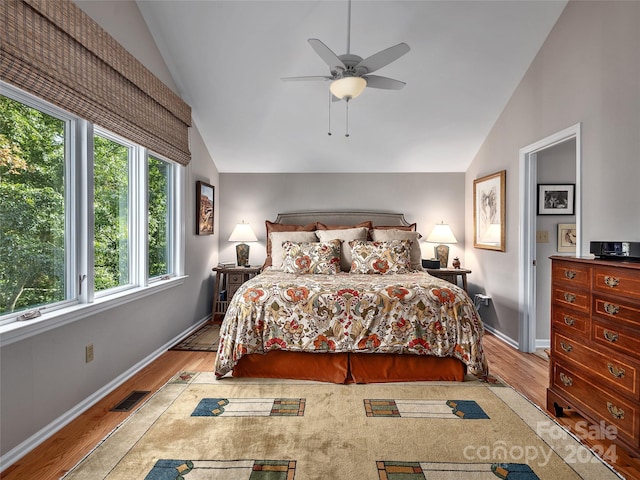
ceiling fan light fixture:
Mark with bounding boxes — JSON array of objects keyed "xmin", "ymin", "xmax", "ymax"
[{"xmin": 329, "ymin": 76, "xmax": 367, "ymax": 99}]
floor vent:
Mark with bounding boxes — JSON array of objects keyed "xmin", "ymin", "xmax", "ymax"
[{"xmin": 110, "ymin": 390, "xmax": 150, "ymax": 412}]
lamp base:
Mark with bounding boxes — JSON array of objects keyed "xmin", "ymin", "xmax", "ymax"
[
  {"xmin": 236, "ymin": 243, "xmax": 250, "ymax": 267},
  {"xmin": 434, "ymin": 245, "xmax": 449, "ymax": 268}
]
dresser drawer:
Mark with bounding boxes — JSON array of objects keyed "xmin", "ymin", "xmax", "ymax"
[
  {"xmin": 551, "ymin": 306, "xmax": 589, "ymax": 337},
  {"xmin": 553, "ymin": 332, "xmax": 639, "ymax": 400},
  {"xmin": 593, "ymin": 318, "xmax": 640, "ymax": 360},
  {"xmin": 552, "ymin": 364, "xmax": 639, "ymax": 446},
  {"xmin": 552, "ymin": 286, "xmax": 590, "ymax": 313},
  {"xmin": 552, "ymin": 260, "xmax": 591, "ymax": 289},
  {"xmin": 593, "ymin": 294, "xmax": 640, "ymax": 328},
  {"xmin": 593, "ymin": 266, "xmax": 640, "ymax": 298}
]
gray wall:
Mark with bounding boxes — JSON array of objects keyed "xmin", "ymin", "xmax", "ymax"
[
  {"xmin": 218, "ymin": 173, "xmax": 466, "ymax": 268},
  {"xmin": 465, "ymin": 0, "xmax": 640, "ymax": 344},
  {"xmin": 0, "ymin": 1, "xmax": 219, "ymax": 461}
]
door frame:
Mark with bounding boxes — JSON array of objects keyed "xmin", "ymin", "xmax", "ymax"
[{"xmin": 518, "ymin": 123, "xmax": 582, "ymax": 352}]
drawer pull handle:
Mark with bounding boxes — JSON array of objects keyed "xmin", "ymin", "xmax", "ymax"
[
  {"xmin": 564, "ymin": 270, "xmax": 577, "ymax": 280},
  {"xmin": 604, "ymin": 330, "xmax": 619, "ymax": 343},
  {"xmin": 608, "ymin": 363, "xmax": 625, "ymax": 379},
  {"xmin": 604, "ymin": 276, "xmax": 620, "ymax": 288},
  {"xmin": 560, "ymin": 342, "xmax": 573, "ymax": 353},
  {"xmin": 604, "ymin": 302, "xmax": 620, "ymax": 315},
  {"xmin": 563, "ymin": 316, "xmax": 576, "ymax": 326},
  {"xmin": 607, "ymin": 402, "xmax": 625, "ymax": 420},
  {"xmin": 564, "ymin": 293, "xmax": 576, "ymax": 303},
  {"xmin": 560, "ymin": 372, "xmax": 573, "ymax": 387}
]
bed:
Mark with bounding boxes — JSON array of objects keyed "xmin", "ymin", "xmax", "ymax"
[{"xmin": 214, "ymin": 211, "xmax": 488, "ymax": 384}]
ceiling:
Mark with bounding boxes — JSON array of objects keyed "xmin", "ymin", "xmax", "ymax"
[{"xmin": 136, "ymin": 0, "xmax": 567, "ymax": 173}]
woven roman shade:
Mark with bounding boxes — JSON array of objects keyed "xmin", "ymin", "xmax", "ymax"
[{"xmin": 0, "ymin": 0, "xmax": 192, "ymax": 165}]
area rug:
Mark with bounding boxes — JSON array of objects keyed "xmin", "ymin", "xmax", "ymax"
[
  {"xmin": 170, "ymin": 323, "xmax": 219, "ymax": 352},
  {"xmin": 63, "ymin": 373, "xmax": 622, "ymax": 480}
]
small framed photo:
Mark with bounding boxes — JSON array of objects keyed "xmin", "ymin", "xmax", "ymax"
[
  {"xmin": 196, "ymin": 181, "xmax": 214, "ymax": 235},
  {"xmin": 537, "ymin": 184, "xmax": 575, "ymax": 215},
  {"xmin": 557, "ymin": 223, "xmax": 577, "ymax": 253}
]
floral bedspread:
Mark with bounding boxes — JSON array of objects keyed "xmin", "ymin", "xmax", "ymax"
[{"xmin": 214, "ymin": 269, "xmax": 488, "ymax": 378}]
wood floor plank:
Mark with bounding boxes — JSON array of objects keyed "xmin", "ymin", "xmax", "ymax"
[{"xmin": 2, "ymin": 335, "xmax": 639, "ymax": 479}]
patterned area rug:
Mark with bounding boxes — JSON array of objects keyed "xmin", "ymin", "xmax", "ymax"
[
  {"xmin": 63, "ymin": 373, "xmax": 622, "ymax": 480},
  {"xmin": 170, "ymin": 323, "xmax": 219, "ymax": 352}
]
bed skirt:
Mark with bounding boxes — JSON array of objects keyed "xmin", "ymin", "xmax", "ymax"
[{"xmin": 232, "ymin": 351, "xmax": 466, "ymax": 384}]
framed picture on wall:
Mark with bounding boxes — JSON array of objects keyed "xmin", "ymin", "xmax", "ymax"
[
  {"xmin": 196, "ymin": 181, "xmax": 214, "ymax": 235},
  {"xmin": 537, "ymin": 184, "xmax": 575, "ymax": 215},
  {"xmin": 557, "ymin": 223, "xmax": 577, "ymax": 253},
  {"xmin": 473, "ymin": 170, "xmax": 506, "ymax": 251}
]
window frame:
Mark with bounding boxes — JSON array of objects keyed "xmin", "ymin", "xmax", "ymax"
[{"xmin": 0, "ymin": 82, "xmax": 186, "ymax": 344}]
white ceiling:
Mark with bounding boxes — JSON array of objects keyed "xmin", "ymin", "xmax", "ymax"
[{"xmin": 136, "ymin": 0, "xmax": 567, "ymax": 173}]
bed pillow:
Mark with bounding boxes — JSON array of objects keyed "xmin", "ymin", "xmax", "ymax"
[
  {"xmin": 315, "ymin": 227, "xmax": 369, "ymax": 272},
  {"xmin": 281, "ymin": 239, "xmax": 341, "ymax": 274},
  {"xmin": 264, "ymin": 221, "xmax": 318, "ymax": 267},
  {"xmin": 270, "ymin": 231, "xmax": 319, "ymax": 269},
  {"xmin": 371, "ymin": 229, "xmax": 423, "ymax": 271},
  {"xmin": 316, "ymin": 220, "xmax": 373, "ymax": 231},
  {"xmin": 349, "ymin": 240, "xmax": 412, "ymax": 274},
  {"xmin": 373, "ymin": 222, "xmax": 417, "ymax": 231}
]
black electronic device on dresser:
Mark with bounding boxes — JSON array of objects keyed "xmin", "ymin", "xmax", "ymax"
[{"xmin": 590, "ymin": 241, "xmax": 640, "ymax": 261}]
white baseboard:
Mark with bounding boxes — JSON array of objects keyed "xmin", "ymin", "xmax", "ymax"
[
  {"xmin": 0, "ymin": 315, "xmax": 211, "ymax": 470},
  {"xmin": 483, "ymin": 324, "xmax": 520, "ymax": 350},
  {"xmin": 535, "ymin": 338, "xmax": 550, "ymax": 350}
]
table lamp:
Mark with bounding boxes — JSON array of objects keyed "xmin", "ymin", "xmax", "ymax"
[
  {"xmin": 228, "ymin": 221, "xmax": 257, "ymax": 267},
  {"xmin": 426, "ymin": 221, "xmax": 458, "ymax": 268}
]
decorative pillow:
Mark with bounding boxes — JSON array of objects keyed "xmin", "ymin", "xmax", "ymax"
[
  {"xmin": 371, "ymin": 229, "xmax": 423, "ymax": 271},
  {"xmin": 270, "ymin": 231, "xmax": 319, "ymax": 269},
  {"xmin": 281, "ymin": 240, "xmax": 341, "ymax": 274},
  {"xmin": 315, "ymin": 227, "xmax": 369, "ymax": 272},
  {"xmin": 264, "ymin": 221, "xmax": 318, "ymax": 267},
  {"xmin": 349, "ymin": 240, "xmax": 412, "ymax": 274}
]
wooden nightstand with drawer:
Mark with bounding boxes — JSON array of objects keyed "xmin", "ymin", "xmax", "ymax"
[
  {"xmin": 212, "ymin": 265, "xmax": 261, "ymax": 322},
  {"xmin": 547, "ymin": 256, "xmax": 640, "ymax": 456}
]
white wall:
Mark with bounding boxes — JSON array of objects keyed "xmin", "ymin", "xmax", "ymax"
[
  {"xmin": 219, "ymin": 173, "xmax": 465, "ymax": 268},
  {"xmin": 465, "ymin": 0, "xmax": 640, "ymax": 344},
  {"xmin": 0, "ymin": 1, "xmax": 219, "ymax": 462}
]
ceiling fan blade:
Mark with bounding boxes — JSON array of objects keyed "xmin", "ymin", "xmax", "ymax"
[
  {"xmin": 356, "ymin": 43, "xmax": 410, "ymax": 74},
  {"xmin": 364, "ymin": 75, "xmax": 406, "ymax": 90},
  {"xmin": 281, "ymin": 75, "xmax": 332, "ymax": 82},
  {"xmin": 308, "ymin": 38, "xmax": 346, "ymax": 73}
]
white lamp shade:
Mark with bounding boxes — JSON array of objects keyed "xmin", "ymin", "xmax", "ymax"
[
  {"xmin": 426, "ymin": 222, "xmax": 458, "ymax": 244},
  {"xmin": 228, "ymin": 222, "xmax": 257, "ymax": 242},
  {"xmin": 330, "ymin": 77, "xmax": 367, "ymax": 99}
]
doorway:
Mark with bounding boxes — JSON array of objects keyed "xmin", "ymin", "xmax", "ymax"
[{"xmin": 518, "ymin": 124, "xmax": 582, "ymax": 352}]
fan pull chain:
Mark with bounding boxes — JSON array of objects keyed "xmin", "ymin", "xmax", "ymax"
[
  {"xmin": 345, "ymin": 99, "xmax": 350, "ymax": 137},
  {"xmin": 327, "ymin": 91, "xmax": 332, "ymax": 136}
]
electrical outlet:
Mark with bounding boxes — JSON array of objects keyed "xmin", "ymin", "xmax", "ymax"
[
  {"xmin": 536, "ymin": 230, "xmax": 549, "ymax": 243},
  {"xmin": 85, "ymin": 344, "xmax": 94, "ymax": 363}
]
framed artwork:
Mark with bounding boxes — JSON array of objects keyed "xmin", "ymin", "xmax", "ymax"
[
  {"xmin": 557, "ymin": 223, "xmax": 577, "ymax": 253},
  {"xmin": 474, "ymin": 170, "xmax": 506, "ymax": 251},
  {"xmin": 537, "ymin": 184, "xmax": 575, "ymax": 215},
  {"xmin": 196, "ymin": 181, "xmax": 214, "ymax": 235}
]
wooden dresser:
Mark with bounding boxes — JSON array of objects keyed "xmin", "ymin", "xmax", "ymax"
[{"xmin": 547, "ymin": 256, "xmax": 640, "ymax": 456}]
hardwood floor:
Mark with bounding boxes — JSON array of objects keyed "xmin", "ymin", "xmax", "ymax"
[{"xmin": 2, "ymin": 334, "xmax": 639, "ymax": 479}]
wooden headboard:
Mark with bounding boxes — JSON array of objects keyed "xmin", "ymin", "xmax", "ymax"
[{"xmin": 274, "ymin": 211, "xmax": 411, "ymax": 227}]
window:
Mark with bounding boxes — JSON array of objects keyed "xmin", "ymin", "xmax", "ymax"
[
  {"xmin": 0, "ymin": 84, "xmax": 184, "ymax": 326},
  {"xmin": 148, "ymin": 155, "xmax": 172, "ymax": 279}
]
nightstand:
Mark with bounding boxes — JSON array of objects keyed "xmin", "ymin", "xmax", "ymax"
[
  {"xmin": 426, "ymin": 267, "xmax": 471, "ymax": 292},
  {"xmin": 212, "ymin": 265, "xmax": 261, "ymax": 321}
]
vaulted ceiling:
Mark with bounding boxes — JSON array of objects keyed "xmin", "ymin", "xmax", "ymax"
[{"xmin": 136, "ymin": 0, "xmax": 567, "ymax": 173}]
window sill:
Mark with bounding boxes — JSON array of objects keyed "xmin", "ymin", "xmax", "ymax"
[{"xmin": 0, "ymin": 276, "xmax": 187, "ymax": 347}]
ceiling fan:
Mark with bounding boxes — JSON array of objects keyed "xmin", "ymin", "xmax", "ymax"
[{"xmin": 282, "ymin": 0, "xmax": 410, "ymax": 102}]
